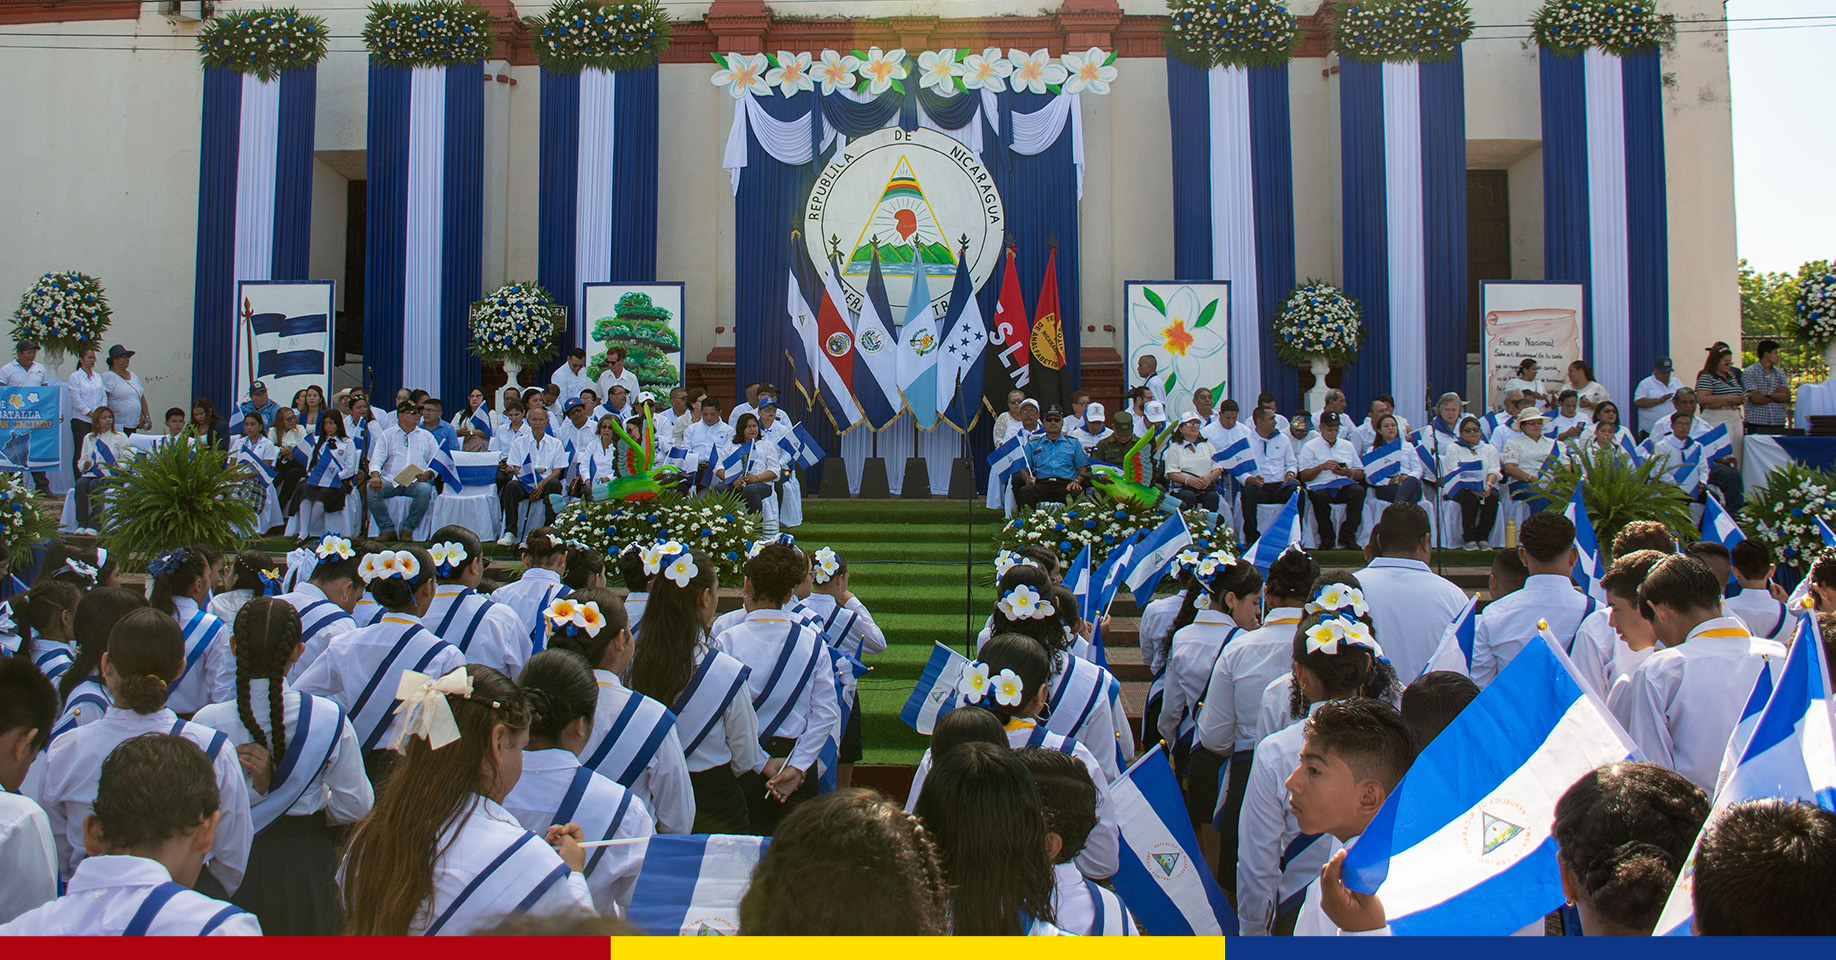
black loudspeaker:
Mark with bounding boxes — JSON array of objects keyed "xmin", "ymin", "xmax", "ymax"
[
  {"xmin": 900, "ymin": 457, "xmax": 931, "ymax": 498},
  {"xmin": 947, "ymin": 458, "xmax": 976, "ymax": 499}
]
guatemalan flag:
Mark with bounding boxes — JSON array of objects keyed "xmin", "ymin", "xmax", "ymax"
[
  {"xmin": 896, "ymin": 244, "xmax": 941, "ymax": 430},
  {"xmin": 1541, "ymin": 47, "xmax": 1670, "ymax": 407},
  {"xmin": 364, "ymin": 57, "xmax": 484, "ymax": 405},
  {"xmin": 851, "ymin": 246, "xmax": 903, "ymax": 429},
  {"xmin": 1654, "ymin": 610, "xmax": 1836, "ymax": 936},
  {"xmin": 192, "ymin": 63, "xmax": 317, "ymax": 408},
  {"xmin": 1109, "ymin": 747, "xmax": 1238, "ymax": 935},
  {"xmin": 625, "ymin": 834, "xmax": 769, "ymax": 936},
  {"xmin": 1562, "ymin": 485, "xmax": 1609, "ymax": 605},
  {"xmin": 1340, "ymin": 633, "xmax": 1634, "ymax": 934},
  {"xmin": 1166, "ymin": 58, "xmax": 1297, "ymax": 409}
]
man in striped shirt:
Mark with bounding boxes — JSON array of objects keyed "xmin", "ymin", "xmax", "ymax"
[{"xmin": 1743, "ymin": 338, "xmax": 1792, "ymax": 435}]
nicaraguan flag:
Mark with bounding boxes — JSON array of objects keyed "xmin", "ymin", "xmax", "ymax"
[
  {"xmin": 455, "ymin": 455, "xmax": 498, "ymax": 490},
  {"xmin": 1419, "ymin": 595, "xmax": 1479, "ymax": 678},
  {"xmin": 1818, "ymin": 516, "xmax": 1836, "ymax": 548},
  {"xmin": 790, "ymin": 423, "xmax": 824, "ymax": 469},
  {"xmin": 1697, "ymin": 422, "xmax": 1733, "ymax": 465},
  {"xmin": 1562, "ymin": 485, "xmax": 1609, "ymax": 605},
  {"xmin": 720, "ymin": 442, "xmax": 752, "ymax": 474},
  {"xmin": 984, "ymin": 434, "xmax": 1029, "ymax": 511},
  {"xmin": 232, "ymin": 448, "xmax": 277, "ymax": 490},
  {"xmin": 1654, "ymin": 611, "xmax": 1834, "ymax": 936},
  {"xmin": 1090, "ymin": 531, "xmax": 1143, "ymax": 621},
  {"xmin": 469, "ymin": 406, "xmax": 493, "ymax": 439},
  {"xmin": 1362, "ymin": 437, "xmax": 1407, "ymax": 485},
  {"xmin": 851, "ymin": 246, "xmax": 903, "ymax": 429},
  {"xmin": 1063, "ymin": 544, "xmax": 1092, "ymax": 617},
  {"xmin": 625, "ymin": 834, "xmax": 769, "ymax": 936},
  {"xmin": 1308, "ymin": 473, "xmax": 1353, "ymax": 494},
  {"xmin": 289, "ymin": 437, "xmax": 314, "ymax": 467},
  {"xmin": 1122, "ymin": 513, "xmax": 1194, "ymax": 599},
  {"xmin": 900, "ymin": 642, "xmax": 970, "ymax": 735},
  {"xmin": 1339, "ymin": 636, "xmax": 1635, "ymax": 934},
  {"xmin": 1109, "ymin": 746, "xmax": 1238, "ymax": 935},
  {"xmin": 1701, "ymin": 495, "xmax": 1745, "ymax": 550},
  {"xmin": 1211, "ymin": 436, "xmax": 1259, "ymax": 480},
  {"xmin": 1713, "ymin": 663, "xmax": 1775, "ymax": 803},
  {"xmin": 428, "ymin": 444, "xmax": 461, "ymax": 491},
  {"xmin": 515, "ymin": 454, "xmax": 538, "ymax": 493},
  {"xmin": 787, "ymin": 252, "xmax": 826, "ymax": 402},
  {"xmin": 1242, "ymin": 489, "xmax": 1301, "ymax": 573},
  {"xmin": 1616, "ymin": 431, "xmax": 1645, "ymax": 465},
  {"xmin": 1444, "ymin": 458, "xmax": 1486, "ymax": 497}
]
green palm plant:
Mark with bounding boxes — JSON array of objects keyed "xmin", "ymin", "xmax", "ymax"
[
  {"xmin": 1529, "ymin": 442, "xmax": 1698, "ymax": 552},
  {"xmin": 97, "ymin": 435, "xmax": 261, "ymax": 568}
]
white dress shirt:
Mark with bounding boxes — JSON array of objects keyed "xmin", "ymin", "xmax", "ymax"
[
  {"xmin": 100, "ymin": 369, "xmax": 144, "ymax": 427},
  {"xmin": 1298, "ymin": 435, "xmax": 1362, "ymax": 483},
  {"xmin": 65, "ymin": 368, "xmax": 106, "ymax": 423},
  {"xmin": 0, "ymin": 792, "xmax": 56, "ymax": 924},
  {"xmin": 715, "ymin": 609, "xmax": 841, "ymax": 774},
  {"xmin": 1471, "ymin": 574, "xmax": 1596, "ymax": 688},
  {"xmin": 425, "ymin": 585, "xmax": 531, "ymax": 679},
  {"xmin": 1205, "ymin": 417, "xmax": 1253, "ymax": 455},
  {"xmin": 1051, "ymin": 861, "xmax": 1137, "ymax": 936},
  {"xmin": 1135, "ymin": 593, "xmax": 1185, "ymax": 677},
  {"xmin": 501, "ymin": 748, "xmax": 653, "ymax": 915},
  {"xmin": 489, "ymin": 568, "xmax": 570, "ymax": 644},
  {"xmin": 1164, "ymin": 439, "xmax": 1218, "ymax": 484},
  {"xmin": 1354, "ymin": 558, "xmax": 1468, "ymax": 681},
  {"xmin": 489, "ymin": 421, "xmax": 533, "ymax": 459},
  {"xmin": 1156, "ymin": 612, "xmax": 1240, "ymax": 747},
  {"xmin": 168, "ymin": 595, "xmax": 235, "ymax": 716},
  {"xmin": 597, "ymin": 368, "xmax": 641, "ymax": 403},
  {"xmin": 191, "ymin": 681, "xmax": 373, "ymax": 823},
  {"xmin": 800, "ymin": 592, "xmax": 888, "ymax": 659},
  {"xmin": 715, "ymin": 437, "xmax": 781, "ymax": 482},
  {"xmin": 1633, "ymin": 373, "xmax": 1681, "ymax": 435},
  {"xmin": 549, "ymin": 364, "xmax": 596, "ymax": 401},
  {"xmin": 0, "ymin": 359, "xmax": 48, "ymax": 387},
  {"xmin": 366, "ymin": 424, "xmax": 442, "ymax": 483},
  {"xmin": 1500, "ymin": 434, "xmax": 1560, "ymax": 476},
  {"xmin": 1607, "ymin": 618, "xmax": 1787, "ymax": 791},
  {"xmin": 278, "ymin": 582, "xmax": 357, "ymax": 683},
  {"xmin": 1255, "ymin": 673, "xmax": 1302, "ymax": 743},
  {"xmin": 1238, "ymin": 702, "xmax": 1332, "ymax": 936},
  {"xmin": 1249, "ymin": 430, "xmax": 1299, "ymax": 484},
  {"xmin": 1196, "ymin": 608, "xmax": 1305, "ymax": 756},
  {"xmin": 554, "ymin": 416, "xmax": 596, "ymax": 458},
  {"xmin": 682, "ymin": 419, "xmax": 726, "ymax": 468},
  {"xmin": 1722, "ymin": 590, "xmax": 1800, "ymax": 642},
  {"xmin": 291, "ymin": 612, "xmax": 466, "ymax": 750},
  {"xmin": 1567, "ymin": 608, "xmax": 1657, "ymax": 701},
  {"xmin": 380, "ymin": 795, "xmax": 594, "ymax": 935},
  {"xmin": 587, "ymin": 668, "xmax": 694, "ymax": 834},
  {"xmin": 506, "ymin": 433, "xmax": 569, "ymax": 478},
  {"xmin": 0, "ymin": 855, "xmax": 261, "ymax": 935}
]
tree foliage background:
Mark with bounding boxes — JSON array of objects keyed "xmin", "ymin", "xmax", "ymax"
[{"xmin": 1739, "ymin": 258, "xmax": 1830, "ymax": 389}]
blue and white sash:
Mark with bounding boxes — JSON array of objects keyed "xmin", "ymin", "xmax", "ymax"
[
  {"xmin": 306, "ymin": 441, "xmax": 343, "ymax": 487},
  {"xmin": 1044, "ymin": 657, "xmax": 1113, "ymax": 745},
  {"xmin": 179, "ymin": 609, "xmax": 226, "ymax": 690},
  {"xmin": 170, "ymin": 718, "xmax": 231, "ymax": 764},
  {"xmin": 122, "ymin": 882, "xmax": 248, "ymax": 936},
  {"xmin": 251, "ymin": 693, "xmax": 346, "ymax": 835},
  {"xmin": 1082, "ymin": 879, "xmax": 1136, "ymax": 936},
  {"xmin": 671, "ymin": 651, "xmax": 752, "ymax": 757},
  {"xmin": 751, "ymin": 622, "xmax": 826, "ymax": 744},
  {"xmin": 550, "ymin": 765, "xmax": 638, "ymax": 876},
  {"xmin": 298, "ymin": 598, "xmax": 355, "ymax": 648},
  {"xmin": 820, "ymin": 603, "xmax": 871, "ymax": 659},
  {"xmin": 429, "ymin": 588, "xmax": 497, "ymax": 657},
  {"xmin": 347, "ymin": 618, "xmax": 453, "ymax": 751},
  {"xmin": 1022, "ymin": 723, "xmax": 1078, "ymax": 755},
  {"xmin": 86, "ymin": 437, "xmax": 119, "ymax": 478},
  {"xmin": 50, "ymin": 678, "xmax": 111, "ymax": 743},
  {"xmin": 230, "ymin": 443, "xmax": 277, "ymax": 491},
  {"xmin": 422, "ymin": 826, "xmax": 572, "ymax": 936},
  {"xmin": 526, "ymin": 583, "xmax": 573, "ymax": 654},
  {"xmin": 583, "ymin": 690, "xmax": 678, "ymax": 789},
  {"xmin": 34, "ymin": 642, "xmax": 74, "ymax": 685}
]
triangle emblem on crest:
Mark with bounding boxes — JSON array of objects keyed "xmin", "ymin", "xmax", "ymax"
[
  {"xmin": 1151, "ymin": 852, "xmax": 1182, "ymax": 877},
  {"xmin": 1481, "ymin": 812, "xmax": 1525, "ymax": 855},
  {"xmin": 844, "ymin": 156, "xmax": 957, "ymax": 280},
  {"xmin": 696, "ymin": 924, "xmax": 720, "ymax": 936}
]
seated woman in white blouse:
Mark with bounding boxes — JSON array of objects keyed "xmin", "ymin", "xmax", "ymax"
[
  {"xmin": 1502, "ymin": 357, "xmax": 1546, "ymax": 408},
  {"xmin": 1567, "ymin": 359, "xmax": 1610, "ymax": 416},
  {"xmin": 1436, "ymin": 415, "xmax": 1503, "ymax": 550},
  {"xmin": 72, "ymin": 405, "xmax": 131, "ymax": 535},
  {"xmin": 716, "ymin": 413, "xmax": 780, "ymax": 515}
]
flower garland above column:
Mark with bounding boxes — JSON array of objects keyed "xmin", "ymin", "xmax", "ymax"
[
  {"xmin": 197, "ymin": 5, "xmax": 329, "ymax": 79},
  {"xmin": 1531, "ymin": 0, "xmax": 1673, "ymax": 57},
  {"xmin": 363, "ymin": 0, "xmax": 495, "ymax": 66},
  {"xmin": 528, "ymin": 0, "xmax": 671, "ymax": 73},
  {"xmin": 711, "ymin": 46, "xmax": 1117, "ymax": 98},
  {"xmin": 1163, "ymin": 0, "xmax": 1298, "ymax": 69},
  {"xmin": 1332, "ymin": 0, "xmax": 1474, "ymax": 63}
]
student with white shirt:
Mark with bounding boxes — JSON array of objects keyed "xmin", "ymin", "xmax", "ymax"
[
  {"xmin": 1470, "ymin": 512, "xmax": 1596, "ymax": 688},
  {"xmin": 1020, "ymin": 748, "xmax": 1137, "ymax": 936},
  {"xmin": 627, "ymin": 545, "xmax": 760, "ymax": 835},
  {"xmin": 337, "ymin": 664, "xmax": 595, "ymax": 935},
  {"xmin": 3, "ymin": 734, "xmax": 261, "ymax": 935},
  {"xmin": 502, "ymin": 649, "xmax": 655, "ymax": 915},
  {"xmin": 1608, "ymin": 555, "xmax": 1787, "ymax": 792},
  {"xmin": 0, "ymin": 658, "xmax": 59, "ymax": 925},
  {"xmin": 1549, "ymin": 762, "xmax": 1710, "ymax": 936},
  {"xmin": 365, "ymin": 401, "xmax": 442, "ymax": 542},
  {"xmin": 40, "ymin": 608, "xmax": 254, "ymax": 897},
  {"xmin": 804, "ymin": 548, "xmax": 885, "ymax": 790},
  {"xmin": 1298, "ymin": 411, "xmax": 1367, "ymax": 550},
  {"xmin": 1156, "ymin": 557, "xmax": 1261, "ymax": 767},
  {"xmin": 1632, "ymin": 356, "xmax": 1682, "ymax": 438},
  {"xmin": 421, "ymin": 527, "xmax": 530, "ymax": 677},
  {"xmin": 65, "ymin": 346, "xmax": 107, "ymax": 477},
  {"xmin": 489, "ymin": 399, "xmax": 532, "ymax": 459},
  {"xmin": 1547, "ymin": 389, "xmax": 1590, "ymax": 442},
  {"xmin": 1135, "ymin": 353, "xmax": 1168, "ymax": 406},
  {"xmin": 1354, "ymin": 503, "xmax": 1468, "ymax": 682},
  {"xmin": 1205, "ymin": 397, "xmax": 1253, "ymax": 453},
  {"xmin": 191, "ymin": 597, "xmax": 372, "ymax": 934},
  {"xmin": 1725, "ymin": 540, "xmax": 1802, "ymax": 641},
  {"xmin": 147, "ymin": 547, "xmax": 235, "ymax": 716},
  {"xmin": 1568, "ymin": 549, "xmax": 1670, "ymax": 702},
  {"xmin": 15, "ymin": 580, "xmax": 82, "ymax": 689},
  {"xmin": 295, "ymin": 411, "xmax": 359, "ymax": 536},
  {"xmin": 489, "ymin": 530, "xmax": 574, "ymax": 655},
  {"xmin": 544, "ymin": 587, "xmax": 693, "ymax": 834},
  {"xmin": 496, "ymin": 406, "xmax": 569, "ymax": 544},
  {"xmin": 717, "ymin": 413, "xmax": 782, "ymax": 518},
  {"xmin": 1439, "ymin": 416, "xmax": 1503, "ymax": 550},
  {"xmin": 278, "ymin": 535, "xmax": 364, "ymax": 683}
]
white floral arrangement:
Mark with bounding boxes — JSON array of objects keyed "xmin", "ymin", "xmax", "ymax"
[
  {"xmin": 1165, "ymin": 0, "xmax": 1298, "ymax": 69},
  {"xmin": 529, "ymin": 0, "xmax": 670, "ymax": 73},
  {"xmin": 469, "ymin": 282, "xmax": 562, "ymax": 366},
  {"xmin": 992, "ymin": 493, "xmax": 1235, "ymax": 580},
  {"xmin": 1745, "ymin": 463, "xmax": 1835, "ymax": 570},
  {"xmin": 1532, "ymin": 0, "xmax": 1672, "ymax": 57},
  {"xmin": 554, "ymin": 490, "xmax": 760, "ymax": 586},
  {"xmin": 1273, "ymin": 280, "xmax": 1365, "ymax": 366},
  {"xmin": 711, "ymin": 46, "xmax": 1114, "ymax": 99},
  {"xmin": 11, "ymin": 271, "xmax": 111, "ymax": 357},
  {"xmin": 364, "ymin": 0, "xmax": 495, "ymax": 67},
  {"xmin": 1796, "ymin": 262, "xmax": 1836, "ymax": 349},
  {"xmin": 0, "ymin": 472, "xmax": 54, "ymax": 571},
  {"xmin": 197, "ymin": 6, "xmax": 330, "ymax": 80},
  {"xmin": 1333, "ymin": 0, "xmax": 1474, "ymax": 64}
]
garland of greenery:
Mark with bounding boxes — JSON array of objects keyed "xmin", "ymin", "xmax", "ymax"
[
  {"xmin": 1531, "ymin": 0, "xmax": 1673, "ymax": 57},
  {"xmin": 197, "ymin": 6, "xmax": 329, "ymax": 80},
  {"xmin": 364, "ymin": 0, "xmax": 496, "ymax": 67},
  {"xmin": 1163, "ymin": 0, "xmax": 1299, "ymax": 70},
  {"xmin": 11, "ymin": 271, "xmax": 111, "ymax": 358},
  {"xmin": 992, "ymin": 491, "xmax": 1236, "ymax": 575},
  {"xmin": 529, "ymin": 0, "xmax": 671, "ymax": 74},
  {"xmin": 0, "ymin": 472, "xmax": 56, "ymax": 572},
  {"xmin": 1333, "ymin": 0, "xmax": 1474, "ymax": 64}
]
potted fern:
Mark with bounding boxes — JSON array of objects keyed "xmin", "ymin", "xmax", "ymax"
[
  {"xmin": 1529, "ymin": 442, "xmax": 1698, "ymax": 551},
  {"xmin": 95, "ymin": 436, "xmax": 262, "ymax": 568}
]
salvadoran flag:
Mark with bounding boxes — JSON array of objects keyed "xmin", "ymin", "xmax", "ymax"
[
  {"xmin": 1340, "ymin": 633, "xmax": 1636, "ymax": 934},
  {"xmin": 900, "ymin": 642, "xmax": 970, "ymax": 735},
  {"xmin": 1362, "ymin": 438, "xmax": 1407, "ymax": 486},
  {"xmin": 1122, "ymin": 513, "xmax": 1194, "ymax": 599},
  {"xmin": 1562, "ymin": 485, "xmax": 1609, "ymax": 605},
  {"xmin": 1109, "ymin": 746, "xmax": 1238, "ymax": 935},
  {"xmin": 1211, "ymin": 436, "xmax": 1258, "ymax": 480},
  {"xmin": 428, "ymin": 444, "xmax": 461, "ymax": 491},
  {"xmin": 1419, "ymin": 595, "xmax": 1479, "ymax": 678},
  {"xmin": 1241, "ymin": 489, "xmax": 1301, "ymax": 573},
  {"xmin": 1654, "ymin": 610, "xmax": 1835, "ymax": 936},
  {"xmin": 624, "ymin": 834, "xmax": 770, "ymax": 936},
  {"xmin": 984, "ymin": 434, "xmax": 1029, "ymax": 511}
]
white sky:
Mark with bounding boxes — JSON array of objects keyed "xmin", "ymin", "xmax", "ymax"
[{"xmin": 1727, "ymin": 1, "xmax": 1836, "ymax": 272}]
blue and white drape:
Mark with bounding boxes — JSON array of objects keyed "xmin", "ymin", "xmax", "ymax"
[
  {"xmin": 192, "ymin": 67, "xmax": 317, "ymax": 410},
  {"xmin": 1338, "ymin": 55, "xmax": 1468, "ymax": 416},
  {"xmin": 536, "ymin": 66, "xmax": 659, "ymax": 384},
  {"xmin": 364, "ymin": 61, "xmax": 483, "ymax": 405},
  {"xmin": 1540, "ymin": 48, "xmax": 1669, "ymax": 408},
  {"xmin": 1166, "ymin": 58, "xmax": 1298, "ymax": 412}
]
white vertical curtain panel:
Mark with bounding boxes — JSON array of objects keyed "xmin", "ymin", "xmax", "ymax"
[
  {"xmin": 1207, "ymin": 65, "xmax": 1260, "ymax": 408},
  {"xmin": 1381, "ymin": 61, "xmax": 1428, "ymax": 418},
  {"xmin": 232, "ymin": 74, "xmax": 281, "ymax": 327},
  {"xmin": 403, "ymin": 66, "xmax": 448, "ymax": 393},
  {"xmin": 1583, "ymin": 48, "xmax": 1632, "ymax": 408},
  {"xmin": 575, "ymin": 68, "xmax": 618, "ymax": 350}
]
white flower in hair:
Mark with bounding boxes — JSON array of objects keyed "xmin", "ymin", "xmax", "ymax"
[
  {"xmin": 991, "ymin": 669, "xmax": 1025, "ymax": 707},
  {"xmin": 997, "ymin": 583, "xmax": 1054, "ymax": 621},
  {"xmin": 545, "ymin": 596, "xmax": 580, "ymax": 624},
  {"xmin": 812, "ymin": 547, "xmax": 841, "ymax": 584},
  {"xmin": 358, "ymin": 554, "xmax": 381, "ymax": 582},
  {"xmin": 747, "ymin": 539, "xmax": 771, "ymax": 560},
  {"xmin": 957, "ymin": 661, "xmax": 992, "ymax": 701},
  {"xmin": 1307, "ymin": 583, "xmax": 1368, "ymax": 618},
  {"xmin": 316, "ymin": 535, "xmax": 355, "ymax": 561},
  {"xmin": 1341, "ymin": 621, "xmax": 1381, "ymax": 655},
  {"xmin": 428, "ymin": 541, "xmax": 466, "ymax": 572},
  {"xmin": 1304, "ymin": 619, "xmax": 1348, "ymax": 655},
  {"xmin": 1195, "ymin": 555, "xmax": 1222, "ymax": 580},
  {"xmin": 639, "ymin": 542, "xmax": 667, "ymax": 576},
  {"xmin": 574, "ymin": 601, "xmax": 606, "ymax": 636},
  {"xmin": 663, "ymin": 553, "xmax": 699, "ymax": 588},
  {"xmin": 1173, "ymin": 548, "xmax": 1201, "ymax": 572}
]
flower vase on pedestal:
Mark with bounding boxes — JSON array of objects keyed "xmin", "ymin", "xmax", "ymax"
[
  {"xmin": 42, "ymin": 349, "xmax": 66, "ymax": 381},
  {"xmin": 1304, "ymin": 356, "xmax": 1330, "ymax": 413},
  {"xmin": 502, "ymin": 359, "xmax": 524, "ymax": 389}
]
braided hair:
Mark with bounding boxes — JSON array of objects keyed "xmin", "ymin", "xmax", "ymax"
[
  {"xmin": 231, "ymin": 597, "xmax": 303, "ymax": 760},
  {"xmin": 12, "ymin": 579, "xmax": 81, "ymax": 669}
]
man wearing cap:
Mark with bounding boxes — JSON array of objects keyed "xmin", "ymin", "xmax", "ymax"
[
  {"xmin": 1092, "ymin": 410, "xmax": 1137, "ymax": 466},
  {"xmin": 101, "ymin": 344, "xmax": 149, "ymax": 435},
  {"xmin": 366, "ymin": 400, "xmax": 441, "ymax": 541},
  {"xmin": 1499, "ymin": 411, "xmax": 1561, "ymax": 510},
  {"xmin": 1141, "ymin": 399, "xmax": 1172, "ymax": 485},
  {"xmin": 555, "ymin": 397, "xmax": 596, "ymax": 457},
  {"xmin": 1240, "ymin": 406, "xmax": 1299, "ymax": 544},
  {"xmin": 1633, "ymin": 356, "xmax": 1681, "ymax": 439},
  {"xmin": 596, "ymin": 345, "xmax": 642, "ymax": 403},
  {"xmin": 238, "ymin": 380, "xmax": 279, "ymax": 430},
  {"xmin": 1012, "ymin": 405, "xmax": 1089, "ymax": 508},
  {"xmin": 1298, "ymin": 411, "xmax": 1367, "ymax": 549},
  {"xmin": 1068, "ymin": 401, "xmax": 1112, "ymax": 450},
  {"xmin": 1008, "ymin": 398, "xmax": 1043, "ymax": 446},
  {"xmin": 756, "ymin": 397, "xmax": 793, "ymax": 451},
  {"xmin": 1287, "ymin": 409, "xmax": 1317, "ymax": 447},
  {"xmin": 550, "ymin": 347, "xmax": 595, "ymax": 401}
]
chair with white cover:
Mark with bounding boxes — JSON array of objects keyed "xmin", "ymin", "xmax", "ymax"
[
  {"xmin": 777, "ymin": 470, "xmax": 804, "ymax": 529},
  {"xmin": 367, "ymin": 492, "xmax": 437, "ymax": 542},
  {"xmin": 426, "ymin": 452, "xmax": 504, "ymax": 541}
]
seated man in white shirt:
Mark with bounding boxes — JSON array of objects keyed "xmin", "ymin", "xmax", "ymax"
[
  {"xmin": 1240, "ymin": 406, "xmax": 1300, "ymax": 544},
  {"xmin": 1067, "ymin": 401, "xmax": 1112, "ymax": 450},
  {"xmin": 365, "ymin": 400, "xmax": 441, "ymax": 542},
  {"xmin": 496, "ymin": 406, "xmax": 570, "ymax": 545},
  {"xmin": 1470, "ymin": 511, "xmax": 1596, "ymax": 688},
  {"xmin": 1204, "ymin": 396, "xmax": 1254, "ymax": 453},
  {"xmin": 1297, "ymin": 412, "xmax": 1366, "ymax": 550},
  {"xmin": 682, "ymin": 398, "xmax": 729, "ymax": 489},
  {"xmin": 595, "ymin": 345, "xmax": 642, "ymax": 403},
  {"xmin": 729, "ymin": 381, "xmax": 763, "ymax": 430},
  {"xmin": 549, "ymin": 347, "xmax": 596, "ymax": 402}
]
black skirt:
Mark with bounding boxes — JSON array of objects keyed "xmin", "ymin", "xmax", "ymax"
[
  {"xmin": 838, "ymin": 699, "xmax": 864, "ymax": 764},
  {"xmin": 690, "ymin": 766, "xmax": 751, "ymax": 835},
  {"xmin": 232, "ymin": 812, "xmax": 342, "ymax": 935}
]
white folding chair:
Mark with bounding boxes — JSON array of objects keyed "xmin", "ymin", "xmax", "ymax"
[{"xmin": 426, "ymin": 452, "xmax": 505, "ymax": 541}]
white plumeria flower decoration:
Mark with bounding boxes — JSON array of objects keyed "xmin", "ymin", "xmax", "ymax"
[
  {"xmin": 574, "ymin": 601, "xmax": 606, "ymax": 636},
  {"xmin": 1059, "ymin": 47, "xmax": 1117, "ymax": 95},
  {"xmin": 960, "ymin": 46, "xmax": 1011, "ymax": 92},
  {"xmin": 998, "ymin": 583, "xmax": 1055, "ymax": 621},
  {"xmin": 1341, "ymin": 621, "xmax": 1380, "ymax": 655},
  {"xmin": 858, "ymin": 46, "xmax": 908, "ymax": 95},
  {"xmin": 814, "ymin": 49, "xmax": 860, "ymax": 95},
  {"xmin": 1304, "ymin": 619, "xmax": 1348, "ymax": 655},
  {"xmin": 316, "ymin": 535, "xmax": 354, "ymax": 561},
  {"xmin": 917, "ymin": 48, "xmax": 962, "ymax": 97},
  {"xmin": 394, "ymin": 552, "xmax": 421, "ymax": 580},
  {"xmin": 639, "ymin": 541, "xmax": 667, "ymax": 576},
  {"xmin": 663, "ymin": 553, "xmax": 699, "ymax": 588},
  {"xmin": 712, "ymin": 52, "xmax": 771, "ymax": 98},
  {"xmin": 767, "ymin": 50, "xmax": 813, "ymax": 97},
  {"xmin": 957, "ymin": 661, "xmax": 992, "ymax": 701},
  {"xmin": 1006, "ymin": 48, "xmax": 1067, "ymax": 95},
  {"xmin": 358, "ymin": 554, "xmax": 381, "ymax": 582},
  {"xmin": 812, "ymin": 547, "xmax": 841, "ymax": 584},
  {"xmin": 992, "ymin": 669, "xmax": 1025, "ymax": 707},
  {"xmin": 544, "ymin": 596, "xmax": 581, "ymax": 627}
]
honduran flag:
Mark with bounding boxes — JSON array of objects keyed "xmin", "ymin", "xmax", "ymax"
[
  {"xmin": 192, "ymin": 65, "xmax": 317, "ymax": 409},
  {"xmin": 364, "ymin": 60, "xmax": 483, "ymax": 405},
  {"xmin": 1541, "ymin": 48, "xmax": 1670, "ymax": 407}
]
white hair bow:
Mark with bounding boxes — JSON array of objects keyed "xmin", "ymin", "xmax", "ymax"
[{"xmin": 390, "ymin": 665, "xmax": 473, "ymax": 752}]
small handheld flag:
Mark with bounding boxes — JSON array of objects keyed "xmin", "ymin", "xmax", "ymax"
[
  {"xmin": 1562, "ymin": 485, "xmax": 1609, "ymax": 605},
  {"xmin": 624, "ymin": 835, "xmax": 769, "ymax": 936},
  {"xmin": 1418, "ymin": 595, "xmax": 1479, "ymax": 678},
  {"xmin": 1241, "ymin": 490, "xmax": 1301, "ymax": 573},
  {"xmin": 1108, "ymin": 746, "xmax": 1238, "ymax": 935},
  {"xmin": 1121, "ymin": 513, "xmax": 1194, "ymax": 599},
  {"xmin": 900, "ymin": 642, "xmax": 971, "ymax": 735},
  {"xmin": 1212, "ymin": 436, "xmax": 1259, "ymax": 481},
  {"xmin": 1362, "ymin": 437, "xmax": 1406, "ymax": 486}
]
